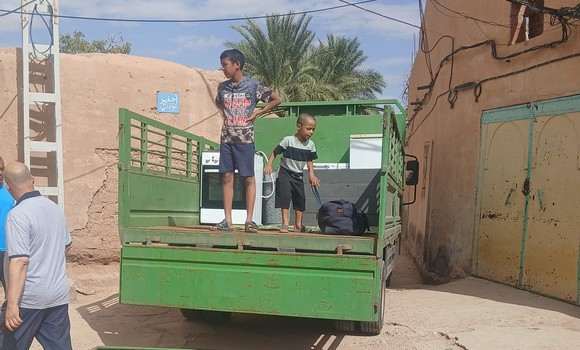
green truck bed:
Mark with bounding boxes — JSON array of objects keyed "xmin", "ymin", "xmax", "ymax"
[{"xmin": 116, "ymin": 101, "xmax": 405, "ymax": 336}]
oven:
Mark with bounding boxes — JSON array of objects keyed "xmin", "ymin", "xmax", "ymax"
[{"xmin": 200, "ymin": 151, "xmax": 263, "ymax": 225}]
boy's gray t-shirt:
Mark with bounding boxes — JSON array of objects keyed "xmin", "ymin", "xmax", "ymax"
[
  {"xmin": 5, "ymin": 193, "xmax": 72, "ymax": 309},
  {"xmin": 274, "ymin": 135, "xmax": 318, "ymax": 180},
  {"xmin": 216, "ymin": 76, "xmax": 272, "ymax": 144}
]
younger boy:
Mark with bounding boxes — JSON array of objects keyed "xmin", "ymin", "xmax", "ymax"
[
  {"xmin": 213, "ymin": 49, "xmax": 281, "ymax": 232},
  {"xmin": 264, "ymin": 114, "xmax": 320, "ymax": 233}
]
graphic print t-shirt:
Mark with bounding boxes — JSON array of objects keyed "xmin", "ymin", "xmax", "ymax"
[{"xmin": 216, "ymin": 76, "xmax": 272, "ymax": 144}]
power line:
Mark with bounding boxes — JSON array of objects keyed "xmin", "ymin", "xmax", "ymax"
[
  {"xmin": 0, "ymin": 0, "xmax": 36, "ymax": 18},
  {"xmin": 430, "ymin": 0, "xmax": 511, "ymax": 28},
  {"xmin": 0, "ymin": 0, "xmax": 377, "ymax": 23},
  {"xmin": 407, "ymin": 52, "xmax": 580, "ymax": 140},
  {"xmin": 338, "ymin": 0, "xmax": 422, "ymax": 29}
]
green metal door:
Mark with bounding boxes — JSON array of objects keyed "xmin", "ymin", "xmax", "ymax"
[{"xmin": 474, "ymin": 95, "xmax": 580, "ymax": 304}]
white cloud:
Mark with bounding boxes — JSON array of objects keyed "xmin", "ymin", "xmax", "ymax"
[{"xmin": 172, "ymin": 34, "xmax": 223, "ymax": 51}]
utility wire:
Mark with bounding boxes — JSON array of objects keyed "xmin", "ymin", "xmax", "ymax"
[
  {"xmin": 338, "ymin": 0, "xmax": 422, "ymax": 29},
  {"xmin": 407, "ymin": 52, "xmax": 580, "ymax": 140},
  {"xmin": 0, "ymin": 0, "xmax": 36, "ymax": 18},
  {"xmin": 0, "ymin": 0, "xmax": 377, "ymax": 23}
]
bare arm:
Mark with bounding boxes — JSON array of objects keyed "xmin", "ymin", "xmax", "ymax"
[
  {"xmin": 5, "ymin": 257, "xmax": 29, "ymax": 331},
  {"xmin": 264, "ymin": 151, "xmax": 277, "ymax": 175},
  {"xmin": 249, "ymin": 92, "xmax": 282, "ymax": 121},
  {"xmin": 307, "ymin": 161, "xmax": 320, "ymax": 186}
]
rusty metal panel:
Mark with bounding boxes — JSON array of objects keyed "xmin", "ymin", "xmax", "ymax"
[
  {"xmin": 523, "ymin": 112, "xmax": 580, "ymax": 302},
  {"xmin": 475, "ymin": 119, "xmax": 530, "ymax": 286}
]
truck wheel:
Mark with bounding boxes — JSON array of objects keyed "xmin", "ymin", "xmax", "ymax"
[
  {"xmin": 203, "ymin": 310, "xmax": 232, "ymax": 323},
  {"xmin": 180, "ymin": 308, "xmax": 205, "ymax": 321},
  {"xmin": 358, "ymin": 261, "xmax": 386, "ymax": 335},
  {"xmin": 334, "ymin": 320, "xmax": 356, "ymax": 333}
]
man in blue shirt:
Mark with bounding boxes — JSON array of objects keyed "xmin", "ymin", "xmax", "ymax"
[{"xmin": 0, "ymin": 156, "xmax": 15, "ymax": 296}]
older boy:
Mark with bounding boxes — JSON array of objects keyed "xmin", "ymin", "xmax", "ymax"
[
  {"xmin": 264, "ymin": 114, "xmax": 320, "ymax": 233},
  {"xmin": 213, "ymin": 49, "xmax": 281, "ymax": 232}
]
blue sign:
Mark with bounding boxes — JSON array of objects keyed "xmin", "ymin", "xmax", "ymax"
[{"xmin": 157, "ymin": 92, "xmax": 180, "ymax": 113}]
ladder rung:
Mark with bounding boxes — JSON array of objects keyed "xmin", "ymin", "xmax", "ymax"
[
  {"xmin": 37, "ymin": 187, "xmax": 59, "ymax": 196},
  {"xmin": 29, "ymin": 141, "xmax": 58, "ymax": 152},
  {"xmin": 29, "ymin": 92, "xmax": 56, "ymax": 103},
  {"xmin": 28, "ymin": 44, "xmax": 54, "ymax": 54}
]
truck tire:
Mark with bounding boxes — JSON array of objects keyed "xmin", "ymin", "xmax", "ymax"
[
  {"xmin": 202, "ymin": 310, "xmax": 232, "ymax": 323},
  {"xmin": 180, "ymin": 308, "xmax": 205, "ymax": 321},
  {"xmin": 358, "ymin": 261, "xmax": 386, "ymax": 335},
  {"xmin": 334, "ymin": 320, "xmax": 357, "ymax": 333}
]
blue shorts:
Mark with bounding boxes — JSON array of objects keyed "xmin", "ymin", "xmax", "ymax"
[
  {"xmin": 0, "ymin": 303, "xmax": 72, "ymax": 350},
  {"xmin": 219, "ymin": 143, "xmax": 255, "ymax": 177}
]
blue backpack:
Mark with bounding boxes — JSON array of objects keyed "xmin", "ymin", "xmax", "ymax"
[{"xmin": 317, "ymin": 199, "xmax": 370, "ymax": 236}]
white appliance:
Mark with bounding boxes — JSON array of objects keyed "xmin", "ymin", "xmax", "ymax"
[
  {"xmin": 200, "ymin": 151, "xmax": 263, "ymax": 225},
  {"xmin": 349, "ymin": 134, "xmax": 383, "ymax": 169}
]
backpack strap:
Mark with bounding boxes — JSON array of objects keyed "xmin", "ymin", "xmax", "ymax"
[{"xmin": 311, "ymin": 186, "xmax": 322, "ymax": 209}]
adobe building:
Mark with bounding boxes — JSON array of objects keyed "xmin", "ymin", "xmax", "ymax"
[
  {"xmin": 403, "ymin": 0, "xmax": 579, "ymax": 303},
  {"xmin": 0, "ymin": 49, "xmax": 223, "ymax": 264}
]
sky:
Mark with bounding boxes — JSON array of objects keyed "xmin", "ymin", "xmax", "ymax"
[{"xmin": 0, "ymin": 0, "xmax": 422, "ymax": 100}]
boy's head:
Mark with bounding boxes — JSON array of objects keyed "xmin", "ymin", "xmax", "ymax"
[
  {"xmin": 220, "ymin": 49, "xmax": 245, "ymax": 78},
  {"xmin": 296, "ymin": 114, "xmax": 316, "ymax": 141}
]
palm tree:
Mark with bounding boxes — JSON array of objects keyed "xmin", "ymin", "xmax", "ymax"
[
  {"xmin": 311, "ymin": 35, "xmax": 385, "ymax": 100},
  {"xmin": 225, "ymin": 14, "xmax": 385, "ymax": 102},
  {"xmin": 225, "ymin": 14, "xmax": 319, "ymax": 101}
]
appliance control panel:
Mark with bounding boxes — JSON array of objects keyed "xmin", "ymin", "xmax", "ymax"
[{"xmin": 201, "ymin": 151, "xmax": 220, "ymax": 165}]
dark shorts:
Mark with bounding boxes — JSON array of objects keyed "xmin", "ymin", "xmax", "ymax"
[
  {"xmin": 0, "ymin": 303, "xmax": 72, "ymax": 350},
  {"xmin": 275, "ymin": 168, "xmax": 306, "ymax": 212},
  {"xmin": 219, "ymin": 143, "xmax": 255, "ymax": 177}
]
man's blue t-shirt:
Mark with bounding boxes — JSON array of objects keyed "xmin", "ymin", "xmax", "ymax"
[{"xmin": 0, "ymin": 183, "xmax": 15, "ymax": 251}]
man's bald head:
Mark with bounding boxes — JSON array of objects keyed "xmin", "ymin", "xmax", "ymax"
[{"xmin": 4, "ymin": 162, "xmax": 35, "ymax": 199}]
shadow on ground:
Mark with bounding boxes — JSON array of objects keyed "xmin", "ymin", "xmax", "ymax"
[
  {"xmin": 389, "ymin": 251, "xmax": 580, "ymax": 319},
  {"xmin": 77, "ymin": 296, "xmax": 347, "ymax": 350}
]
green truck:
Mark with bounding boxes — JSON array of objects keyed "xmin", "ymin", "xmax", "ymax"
[{"xmin": 116, "ymin": 99, "xmax": 416, "ymax": 336}]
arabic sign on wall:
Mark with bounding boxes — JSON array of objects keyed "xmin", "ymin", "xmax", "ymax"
[{"xmin": 157, "ymin": 92, "xmax": 180, "ymax": 113}]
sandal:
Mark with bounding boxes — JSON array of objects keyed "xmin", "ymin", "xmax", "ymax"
[
  {"xmin": 245, "ymin": 221, "xmax": 259, "ymax": 233},
  {"xmin": 279, "ymin": 225, "xmax": 289, "ymax": 233},
  {"xmin": 210, "ymin": 219, "xmax": 233, "ymax": 231},
  {"xmin": 298, "ymin": 226, "xmax": 311, "ymax": 233}
]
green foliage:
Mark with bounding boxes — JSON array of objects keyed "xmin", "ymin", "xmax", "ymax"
[
  {"xmin": 225, "ymin": 14, "xmax": 385, "ymax": 102},
  {"xmin": 60, "ymin": 30, "xmax": 131, "ymax": 54}
]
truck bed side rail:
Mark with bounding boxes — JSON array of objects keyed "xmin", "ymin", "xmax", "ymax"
[
  {"xmin": 377, "ymin": 105, "xmax": 405, "ymax": 253},
  {"xmin": 118, "ymin": 109, "xmax": 217, "ymax": 240}
]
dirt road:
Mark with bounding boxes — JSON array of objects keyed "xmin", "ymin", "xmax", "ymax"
[{"xmin": 32, "ymin": 253, "xmax": 579, "ymax": 350}]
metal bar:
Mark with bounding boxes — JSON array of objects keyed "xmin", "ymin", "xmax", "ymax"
[
  {"xmin": 165, "ymin": 131, "xmax": 171, "ymax": 176},
  {"xmin": 28, "ymin": 92, "xmax": 56, "ymax": 103},
  {"xmin": 186, "ymin": 140, "xmax": 193, "ymax": 179},
  {"xmin": 145, "ymin": 138, "xmax": 168, "ymax": 149},
  {"xmin": 37, "ymin": 186, "xmax": 59, "ymax": 196},
  {"xmin": 518, "ymin": 108, "xmax": 535, "ymax": 288},
  {"xmin": 140, "ymin": 122, "xmax": 148, "ymax": 172},
  {"xmin": 29, "ymin": 141, "xmax": 57, "ymax": 152}
]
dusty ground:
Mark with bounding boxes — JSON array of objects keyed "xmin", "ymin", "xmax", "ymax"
[{"xmin": 27, "ymin": 252, "xmax": 580, "ymax": 350}]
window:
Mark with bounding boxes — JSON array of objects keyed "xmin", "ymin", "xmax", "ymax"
[{"xmin": 509, "ymin": 0, "xmax": 544, "ymax": 45}]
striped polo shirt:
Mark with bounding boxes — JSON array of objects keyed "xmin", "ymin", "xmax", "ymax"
[{"xmin": 274, "ymin": 135, "xmax": 318, "ymax": 180}]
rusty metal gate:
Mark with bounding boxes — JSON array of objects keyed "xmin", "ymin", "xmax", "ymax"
[{"xmin": 473, "ymin": 95, "xmax": 580, "ymax": 304}]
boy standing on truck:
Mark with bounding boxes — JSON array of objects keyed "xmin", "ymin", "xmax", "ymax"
[
  {"xmin": 265, "ymin": 114, "xmax": 320, "ymax": 233},
  {"xmin": 213, "ymin": 49, "xmax": 281, "ymax": 232}
]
